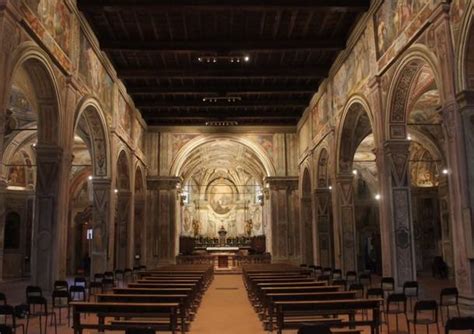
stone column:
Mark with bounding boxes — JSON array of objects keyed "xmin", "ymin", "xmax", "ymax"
[
  {"xmin": 147, "ymin": 176, "xmax": 180, "ymax": 265},
  {"xmin": 265, "ymin": 177, "xmax": 299, "ymax": 263},
  {"xmin": 90, "ymin": 178, "xmax": 111, "ymax": 277},
  {"xmin": 31, "ymin": 145, "xmax": 62, "ymax": 292},
  {"xmin": 314, "ymin": 188, "xmax": 332, "ymax": 268},
  {"xmin": 300, "ymin": 196, "xmax": 314, "ymax": 265},
  {"xmin": 383, "ymin": 140, "xmax": 416, "ymax": 285},
  {"xmin": 335, "ymin": 174, "xmax": 357, "ymax": 273},
  {"xmin": 115, "ymin": 191, "xmax": 131, "ymax": 269}
]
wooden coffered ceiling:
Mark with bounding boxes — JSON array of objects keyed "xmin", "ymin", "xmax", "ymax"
[{"xmin": 77, "ymin": 0, "xmax": 370, "ymax": 126}]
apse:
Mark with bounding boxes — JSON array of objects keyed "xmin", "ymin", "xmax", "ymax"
[{"xmin": 178, "ymin": 139, "xmax": 266, "ymax": 239}]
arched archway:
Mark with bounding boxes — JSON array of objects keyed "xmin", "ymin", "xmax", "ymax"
[
  {"xmin": 300, "ymin": 167, "xmax": 314, "ymax": 265},
  {"xmin": 314, "ymin": 148, "xmax": 334, "ymax": 268},
  {"xmin": 2, "ymin": 45, "xmax": 62, "ymax": 290},
  {"xmin": 133, "ymin": 166, "xmax": 146, "ymax": 266},
  {"xmin": 114, "ymin": 150, "xmax": 131, "ymax": 270},
  {"xmin": 386, "ymin": 52, "xmax": 454, "ymax": 285},
  {"xmin": 336, "ymin": 99, "xmax": 380, "ymax": 274}
]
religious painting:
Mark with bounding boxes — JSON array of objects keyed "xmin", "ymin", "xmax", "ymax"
[
  {"xmin": 172, "ymin": 134, "xmax": 198, "ymax": 154},
  {"xmin": 79, "ymin": 32, "xmax": 114, "ymax": 121},
  {"xmin": 374, "ymin": 0, "xmax": 431, "ymax": 59},
  {"xmin": 118, "ymin": 94, "xmax": 133, "ymax": 135},
  {"xmin": 246, "ymin": 134, "xmax": 274, "ymax": 158},
  {"xmin": 208, "ymin": 181, "xmax": 235, "ymax": 215},
  {"xmin": 25, "ymin": 0, "xmax": 72, "ymax": 56}
]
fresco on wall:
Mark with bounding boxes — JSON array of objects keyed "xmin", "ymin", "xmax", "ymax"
[
  {"xmin": 312, "ymin": 93, "xmax": 329, "ymax": 138},
  {"xmin": 332, "ymin": 27, "xmax": 373, "ymax": 111},
  {"xmin": 246, "ymin": 134, "xmax": 274, "ymax": 159},
  {"xmin": 79, "ymin": 33, "xmax": 114, "ymax": 123},
  {"xmin": 26, "ymin": 0, "xmax": 72, "ymax": 56},
  {"xmin": 118, "ymin": 94, "xmax": 133, "ymax": 136},
  {"xmin": 172, "ymin": 134, "xmax": 198, "ymax": 154},
  {"xmin": 450, "ymin": 0, "xmax": 469, "ymax": 43},
  {"xmin": 134, "ymin": 119, "xmax": 144, "ymax": 151}
]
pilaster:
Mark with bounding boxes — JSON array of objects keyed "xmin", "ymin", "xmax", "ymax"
[{"xmin": 314, "ymin": 188, "xmax": 332, "ymax": 268}]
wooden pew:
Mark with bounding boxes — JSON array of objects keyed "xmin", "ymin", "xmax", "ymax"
[
  {"xmin": 273, "ymin": 299, "xmax": 382, "ymax": 334},
  {"xmin": 71, "ymin": 301, "xmax": 182, "ymax": 334}
]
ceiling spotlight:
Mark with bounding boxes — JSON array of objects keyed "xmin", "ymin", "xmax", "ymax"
[
  {"xmin": 198, "ymin": 57, "xmax": 202, "ymax": 62},
  {"xmin": 230, "ymin": 59, "xmax": 234, "ymax": 63},
  {"xmin": 407, "ymin": 135, "xmax": 412, "ymax": 140},
  {"xmin": 213, "ymin": 58, "xmax": 217, "ymax": 63},
  {"xmin": 352, "ymin": 169, "xmax": 358, "ymax": 175},
  {"xmin": 244, "ymin": 56, "xmax": 250, "ymax": 62},
  {"xmin": 375, "ymin": 194, "xmax": 381, "ymax": 201},
  {"xmin": 236, "ymin": 59, "xmax": 240, "ymax": 63},
  {"xmin": 442, "ymin": 168, "xmax": 449, "ymax": 175},
  {"xmin": 88, "ymin": 176, "xmax": 93, "ymax": 181},
  {"xmin": 328, "ymin": 186, "xmax": 333, "ymax": 190},
  {"xmin": 114, "ymin": 189, "xmax": 119, "ymax": 194}
]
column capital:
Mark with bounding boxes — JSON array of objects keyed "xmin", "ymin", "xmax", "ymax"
[
  {"xmin": 35, "ymin": 144, "xmax": 63, "ymax": 160},
  {"xmin": 147, "ymin": 176, "xmax": 182, "ymax": 190}
]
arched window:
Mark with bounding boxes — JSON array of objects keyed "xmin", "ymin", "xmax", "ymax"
[{"xmin": 4, "ymin": 212, "xmax": 21, "ymax": 249}]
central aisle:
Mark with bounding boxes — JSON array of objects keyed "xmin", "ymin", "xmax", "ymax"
[{"xmin": 190, "ymin": 274, "xmax": 267, "ymax": 334}]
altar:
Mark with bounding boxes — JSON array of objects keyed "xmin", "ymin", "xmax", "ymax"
[{"xmin": 177, "ymin": 236, "xmax": 270, "ymax": 270}]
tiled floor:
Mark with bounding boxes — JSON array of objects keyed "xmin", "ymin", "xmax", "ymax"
[{"xmin": 0, "ymin": 273, "xmax": 471, "ymax": 334}]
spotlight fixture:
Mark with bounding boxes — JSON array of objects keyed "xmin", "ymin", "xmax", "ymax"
[
  {"xmin": 88, "ymin": 176, "xmax": 93, "ymax": 180},
  {"xmin": 114, "ymin": 189, "xmax": 118, "ymax": 194},
  {"xmin": 407, "ymin": 135, "xmax": 412, "ymax": 140},
  {"xmin": 352, "ymin": 169, "xmax": 358, "ymax": 175},
  {"xmin": 196, "ymin": 55, "xmax": 250, "ymax": 64},
  {"xmin": 205, "ymin": 121, "xmax": 239, "ymax": 126},
  {"xmin": 375, "ymin": 194, "xmax": 381, "ymax": 201},
  {"xmin": 202, "ymin": 96, "xmax": 241, "ymax": 103},
  {"xmin": 442, "ymin": 168, "xmax": 449, "ymax": 175},
  {"xmin": 328, "ymin": 186, "xmax": 333, "ymax": 190}
]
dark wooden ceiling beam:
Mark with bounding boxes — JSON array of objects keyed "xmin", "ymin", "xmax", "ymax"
[
  {"xmin": 128, "ymin": 85, "xmax": 316, "ymax": 95},
  {"xmin": 101, "ymin": 39, "xmax": 345, "ymax": 53},
  {"xmin": 119, "ymin": 66, "xmax": 328, "ymax": 79},
  {"xmin": 136, "ymin": 100, "xmax": 307, "ymax": 108},
  {"xmin": 78, "ymin": 0, "xmax": 370, "ymax": 12},
  {"xmin": 142, "ymin": 111, "xmax": 300, "ymax": 119}
]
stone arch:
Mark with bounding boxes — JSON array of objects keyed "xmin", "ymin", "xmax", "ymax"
[
  {"xmin": 455, "ymin": 1, "xmax": 474, "ymax": 91},
  {"xmin": 170, "ymin": 134, "xmax": 276, "ymax": 177},
  {"xmin": 336, "ymin": 96, "xmax": 375, "ymax": 174},
  {"xmin": 7, "ymin": 42, "xmax": 61, "ymax": 146},
  {"xmin": 300, "ymin": 166, "xmax": 315, "ymax": 265},
  {"xmin": 386, "ymin": 46, "xmax": 444, "ymax": 140},
  {"xmin": 74, "ymin": 97, "xmax": 111, "ymax": 178},
  {"xmin": 317, "ymin": 148, "xmax": 330, "ymax": 189},
  {"xmin": 116, "ymin": 149, "xmax": 131, "ymax": 191}
]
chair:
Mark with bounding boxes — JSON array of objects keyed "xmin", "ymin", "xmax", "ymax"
[
  {"xmin": 300, "ymin": 264, "xmax": 308, "ymax": 268},
  {"xmin": 440, "ymin": 287, "xmax": 461, "ymax": 323},
  {"xmin": 317, "ymin": 274, "xmax": 331, "ymax": 283},
  {"xmin": 312, "ymin": 266, "xmax": 323, "ymax": 278},
  {"xmin": 88, "ymin": 281, "xmax": 103, "ymax": 301},
  {"xmin": 444, "ymin": 317, "xmax": 474, "ymax": 333},
  {"xmin": 26, "ymin": 286, "xmax": 42, "ymax": 299},
  {"xmin": 349, "ymin": 283, "xmax": 365, "ymax": 299},
  {"xmin": 0, "ymin": 305, "xmax": 24, "ymax": 334},
  {"xmin": 346, "ymin": 271, "xmax": 357, "ymax": 286},
  {"xmin": 359, "ymin": 273, "xmax": 372, "ymax": 289},
  {"xmin": 26, "ymin": 295, "xmax": 57, "ymax": 334},
  {"xmin": 367, "ymin": 288, "xmax": 385, "ymax": 324},
  {"xmin": 52, "ymin": 290, "xmax": 70, "ymax": 325},
  {"xmin": 138, "ymin": 265, "xmax": 146, "ymax": 271},
  {"xmin": 102, "ymin": 278, "xmax": 115, "ymax": 293},
  {"xmin": 381, "ymin": 277, "xmax": 395, "ymax": 297},
  {"xmin": 73, "ymin": 277, "xmax": 87, "ymax": 290},
  {"xmin": 407, "ymin": 300, "xmax": 440, "ymax": 334},
  {"xmin": 386, "ymin": 293, "xmax": 407, "ymax": 334},
  {"xmin": 93, "ymin": 273, "xmax": 104, "ymax": 283},
  {"xmin": 332, "ymin": 269, "xmax": 342, "ymax": 280},
  {"xmin": 125, "ymin": 328, "xmax": 156, "ymax": 334},
  {"xmin": 114, "ymin": 269, "xmax": 124, "ymax": 287},
  {"xmin": 403, "ymin": 281, "xmax": 419, "ymax": 311},
  {"xmin": 432, "ymin": 256, "xmax": 448, "ymax": 279},
  {"xmin": 124, "ymin": 268, "xmax": 133, "ymax": 283},
  {"xmin": 69, "ymin": 286, "xmax": 86, "ymax": 302},
  {"xmin": 297, "ymin": 324, "xmax": 331, "ymax": 334},
  {"xmin": 53, "ymin": 280, "xmax": 68, "ymax": 292},
  {"xmin": 322, "ymin": 267, "xmax": 332, "ymax": 276}
]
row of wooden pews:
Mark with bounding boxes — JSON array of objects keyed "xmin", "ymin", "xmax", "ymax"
[
  {"xmin": 243, "ymin": 264, "xmax": 381, "ymax": 334},
  {"xmin": 71, "ymin": 264, "xmax": 213, "ymax": 334}
]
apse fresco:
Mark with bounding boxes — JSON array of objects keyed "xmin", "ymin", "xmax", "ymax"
[
  {"xmin": 26, "ymin": 0, "xmax": 72, "ymax": 56},
  {"xmin": 246, "ymin": 134, "xmax": 274, "ymax": 159},
  {"xmin": 79, "ymin": 33, "xmax": 114, "ymax": 123}
]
